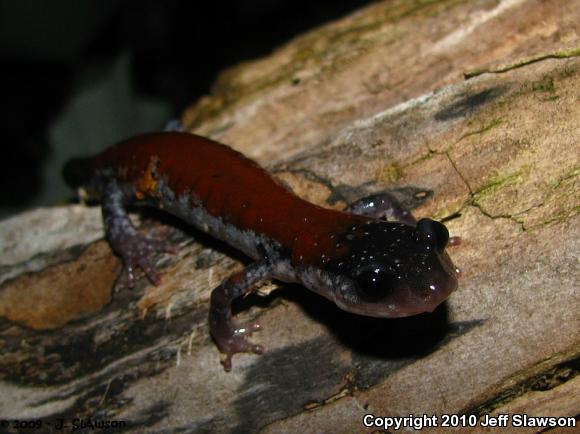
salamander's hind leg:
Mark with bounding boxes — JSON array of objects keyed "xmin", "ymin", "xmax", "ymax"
[
  {"xmin": 346, "ymin": 192, "xmax": 417, "ymax": 225},
  {"xmin": 102, "ymin": 181, "xmax": 176, "ymax": 287},
  {"xmin": 210, "ymin": 262, "xmax": 273, "ymax": 371}
]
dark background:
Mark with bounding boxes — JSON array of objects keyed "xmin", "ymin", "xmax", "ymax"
[{"xmin": 0, "ymin": 0, "xmax": 372, "ymax": 218}]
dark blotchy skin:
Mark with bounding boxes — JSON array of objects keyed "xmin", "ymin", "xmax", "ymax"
[{"xmin": 64, "ymin": 132, "xmax": 459, "ymax": 371}]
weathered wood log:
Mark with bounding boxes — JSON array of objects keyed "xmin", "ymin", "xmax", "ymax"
[{"xmin": 1, "ymin": 0, "xmax": 579, "ymax": 432}]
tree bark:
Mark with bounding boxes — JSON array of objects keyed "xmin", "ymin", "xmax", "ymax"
[{"xmin": 1, "ymin": 0, "xmax": 579, "ymax": 432}]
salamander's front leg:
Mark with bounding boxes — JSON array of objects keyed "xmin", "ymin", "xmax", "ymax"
[
  {"xmin": 348, "ymin": 192, "xmax": 461, "ymax": 245},
  {"xmin": 102, "ymin": 181, "xmax": 175, "ymax": 286},
  {"xmin": 209, "ymin": 262, "xmax": 273, "ymax": 371},
  {"xmin": 347, "ymin": 192, "xmax": 417, "ymax": 225}
]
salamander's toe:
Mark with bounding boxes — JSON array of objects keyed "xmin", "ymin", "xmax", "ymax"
[
  {"xmin": 215, "ymin": 323, "xmax": 267, "ymax": 371},
  {"xmin": 112, "ymin": 231, "xmax": 175, "ymax": 286},
  {"xmin": 220, "ymin": 340, "xmax": 266, "ymax": 372}
]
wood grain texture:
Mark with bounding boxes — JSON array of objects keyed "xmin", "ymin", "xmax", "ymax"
[{"xmin": 1, "ymin": 0, "xmax": 579, "ymax": 432}]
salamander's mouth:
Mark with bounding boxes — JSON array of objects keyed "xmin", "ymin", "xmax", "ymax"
[
  {"xmin": 335, "ymin": 264, "xmax": 459, "ymax": 318},
  {"xmin": 336, "ymin": 297, "xmax": 448, "ymax": 318}
]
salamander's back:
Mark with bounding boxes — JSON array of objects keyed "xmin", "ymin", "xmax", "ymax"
[{"xmin": 63, "ymin": 132, "xmax": 356, "ymax": 247}]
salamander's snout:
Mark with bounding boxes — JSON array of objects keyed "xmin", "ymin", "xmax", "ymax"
[
  {"xmin": 416, "ymin": 255, "xmax": 459, "ymax": 312},
  {"xmin": 325, "ymin": 220, "xmax": 460, "ymax": 319}
]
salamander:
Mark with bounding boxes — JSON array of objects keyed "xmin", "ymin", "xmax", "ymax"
[{"xmin": 63, "ymin": 132, "xmax": 459, "ymax": 371}]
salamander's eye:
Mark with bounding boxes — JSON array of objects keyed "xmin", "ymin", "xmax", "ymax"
[
  {"xmin": 355, "ymin": 268, "xmax": 393, "ymax": 301},
  {"xmin": 417, "ymin": 218, "xmax": 449, "ymax": 251}
]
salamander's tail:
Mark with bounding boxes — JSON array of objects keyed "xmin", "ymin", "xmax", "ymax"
[{"xmin": 63, "ymin": 157, "xmax": 93, "ymax": 188}]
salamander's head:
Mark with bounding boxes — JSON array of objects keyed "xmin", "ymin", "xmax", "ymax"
[{"xmin": 322, "ymin": 219, "xmax": 459, "ymax": 318}]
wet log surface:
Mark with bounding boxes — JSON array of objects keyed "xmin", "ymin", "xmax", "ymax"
[{"xmin": 1, "ymin": 0, "xmax": 579, "ymax": 432}]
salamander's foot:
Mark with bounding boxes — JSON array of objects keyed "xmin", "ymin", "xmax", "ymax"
[
  {"xmin": 346, "ymin": 192, "xmax": 417, "ymax": 225},
  {"xmin": 112, "ymin": 232, "xmax": 176, "ymax": 287},
  {"xmin": 449, "ymin": 236, "xmax": 461, "ymax": 246},
  {"xmin": 215, "ymin": 322, "xmax": 265, "ymax": 372},
  {"xmin": 209, "ymin": 262, "xmax": 273, "ymax": 371}
]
